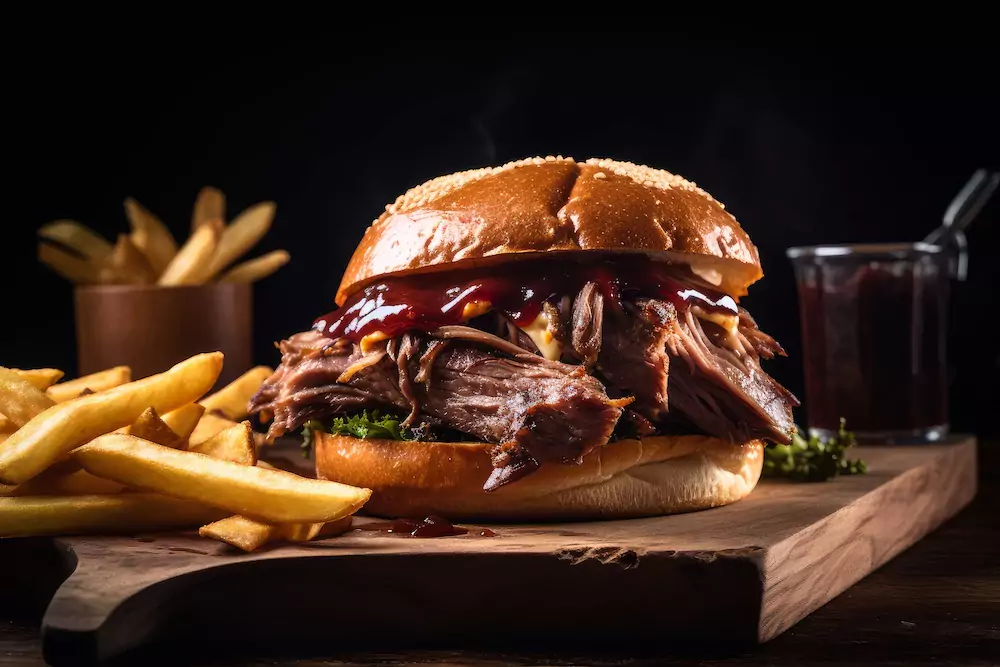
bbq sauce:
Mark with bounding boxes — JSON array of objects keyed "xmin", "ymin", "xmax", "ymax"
[
  {"xmin": 357, "ymin": 515, "xmax": 495, "ymax": 538},
  {"xmin": 314, "ymin": 257, "xmax": 738, "ymax": 343},
  {"xmin": 797, "ymin": 256, "xmax": 948, "ymax": 436}
]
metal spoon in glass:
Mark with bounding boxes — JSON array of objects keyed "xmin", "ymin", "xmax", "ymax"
[{"xmin": 923, "ymin": 169, "xmax": 999, "ymax": 280}]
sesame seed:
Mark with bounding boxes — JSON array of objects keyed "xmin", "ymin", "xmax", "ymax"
[{"xmin": 375, "ymin": 156, "xmax": 723, "ymax": 225}]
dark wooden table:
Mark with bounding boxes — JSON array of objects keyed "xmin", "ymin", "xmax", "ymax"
[{"xmin": 3, "ymin": 439, "xmax": 997, "ymax": 667}]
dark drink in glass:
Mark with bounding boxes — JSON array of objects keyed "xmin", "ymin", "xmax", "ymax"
[{"xmin": 786, "ymin": 243, "xmax": 949, "ymax": 443}]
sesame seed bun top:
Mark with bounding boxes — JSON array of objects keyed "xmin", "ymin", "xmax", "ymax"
[{"xmin": 336, "ymin": 156, "xmax": 763, "ymax": 305}]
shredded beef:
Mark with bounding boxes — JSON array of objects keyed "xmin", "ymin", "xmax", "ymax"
[
  {"xmin": 662, "ymin": 303, "xmax": 797, "ymax": 443},
  {"xmin": 250, "ymin": 274, "xmax": 799, "ymax": 489},
  {"xmin": 249, "ymin": 330, "xmax": 627, "ymax": 489},
  {"xmin": 570, "ymin": 281, "xmax": 604, "ymax": 367},
  {"xmin": 597, "ymin": 299, "xmax": 671, "ymax": 420}
]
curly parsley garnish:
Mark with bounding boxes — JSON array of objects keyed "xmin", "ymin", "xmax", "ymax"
[
  {"xmin": 763, "ymin": 418, "xmax": 867, "ymax": 482},
  {"xmin": 301, "ymin": 410, "xmax": 415, "ymax": 457}
]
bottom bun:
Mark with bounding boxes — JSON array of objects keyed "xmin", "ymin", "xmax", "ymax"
[{"xmin": 314, "ymin": 432, "xmax": 763, "ymax": 522}]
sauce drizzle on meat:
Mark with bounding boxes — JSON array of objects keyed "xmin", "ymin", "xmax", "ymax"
[{"xmin": 313, "ymin": 258, "xmax": 738, "ymax": 345}]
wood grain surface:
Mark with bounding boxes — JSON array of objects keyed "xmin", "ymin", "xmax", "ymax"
[{"xmin": 0, "ymin": 437, "xmax": 986, "ymax": 667}]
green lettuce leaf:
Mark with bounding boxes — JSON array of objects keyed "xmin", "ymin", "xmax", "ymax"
[{"xmin": 301, "ymin": 410, "xmax": 413, "ymax": 457}]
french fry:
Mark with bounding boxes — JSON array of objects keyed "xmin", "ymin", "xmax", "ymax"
[
  {"xmin": 198, "ymin": 514, "xmax": 353, "ymax": 553},
  {"xmin": 312, "ymin": 514, "xmax": 354, "ymax": 539},
  {"xmin": 161, "ymin": 403, "xmax": 206, "ymax": 443},
  {"xmin": 189, "ymin": 421, "xmax": 256, "ymax": 464},
  {"xmin": 192, "ymin": 186, "xmax": 226, "ymax": 234},
  {"xmin": 0, "ymin": 494, "xmax": 226, "ymax": 538},
  {"xmin": 73, "ymin": 434, "xmax": 371, "ymax": 524},
  {"xmin": 12, "ymin": 368, "xmax": 65, "ymax": 391},
  {"xmin": 1, "ymin": 369, "xmax": 60, "ymax": 431},
  {"xmin": 124, "ymin": 197, "xmax": 178, "ymax": 276},
  {"xmin": 205, "ymin": 201, "xmax": 276, "ymax": 278},
  {"xmin": 128, "ymin": 407, "xmax": 184, "ymax": 449},
  {"xmin": 189, "ymin": 412, "xmax": 239, "ymax": 446},
  {"xmin": 157, "ymin": 219, "xmax": 222, "ymax": 286},
  {"xmin": 37, "ymin": 220, "xmax": 114, "ymax": 262},
  {"xmin": 220, "ymin": 250, "xmax": 290, "ymax": 284},
  {"xmin": 46, "ymin": 366, "xmax": 131, "ymax": 403},
  {"xmin": 199, "ymin": 366, "xmax": 273, "ymax": 420},
  {"xmin": 38, "ymin": 243, "xmax": 101, "ymax": 284},
  {"xmin": 198, "ymin": 514, "xmax": 276, "ymax": 551},
  {"xmin": 99, "ymin": 234, "xmax": 156, "ymax": 285},
  {"xmin": 1, "ymin": 468, "xmax": 124, "ymax": 497},
  {"xmin": 256, "ymin": 460, "xmax": 277, "ymax": 470},
  {"xmin": 0, "ymin": 367, "xmax": 56, "ymax": 429},
  {"xmin": 287, "ymin": 515, "xmax": 353, "ymax": 541},
  {"xmin": 0, "ymin": 352, "xmax": 223, "ymax": 485}
]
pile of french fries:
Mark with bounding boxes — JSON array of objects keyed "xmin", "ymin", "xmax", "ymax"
[
  {"xmin": 37, "ymin": 186, "xmax": 290, "ymax": 286},
  {"xmin": 0, "ymin": 356, "xmax": 370, "ymax": 552}
]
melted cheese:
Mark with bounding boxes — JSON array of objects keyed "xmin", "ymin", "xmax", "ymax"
[
  {"xmin": 519, "ymin": 311, "xmax": 564, "ymax": 361},
  {"xmin": 461, "ymin": 300, "xmax": 492, "ymax": 320},
  {"xmin": 359, "ymin": 331, "xmax": 390, "ymax": 354},
  {"xmin": 694, "ymin": 308, "xmax": 739, "ymax": 335}
]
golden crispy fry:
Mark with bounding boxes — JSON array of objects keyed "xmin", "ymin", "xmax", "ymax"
[
  {"xmin": 0, "ymin": 367, "xmax": 56, "ymax": 429},
  {"xmin": 0, "ymin": 493, "xmax": 225, "ymax": 538},
  {"xmin": 0, "ymin": 353, "xmax": 222, "ymax": 485},
  {"xmin": 11, "ymin": 368, "xmax": 65, "ymax": 391},
  {"xmin": 99, "ymin": 234, "xmax": 156, "ymax": 285},
  {"xmin": 1, "ymin": 368, "xmax": 59, "ymax": 431},
  {"xmin": 46, "ymin": 366, "xmax": 132, "ymax": 403},
  {"xmin": 161, "ymin": 403, "xmax": 206, "ymax": 443},
  {"xmin": 198, "ymin": 513, "xmax": 353, "ymax": 552},
  {"xmin": 205, "ymin": 202, "xmax": 276, "ymax": 278},
  {"xmin": 198, "ymin": 514, "xmax": 275, "ymax": 551},
  {"xmin": 188, "ymin": 421, "xmax": 256, "ymax": 464},
  {"xmin": 124, "ymin": 197, "xmax": 178, "ymax": 276},
  {"xmin": 38, "ymin": 243, "xmax": 101, "ymax": 284},
  {"xmin": 1, "ymin": 468, "xmax": 124, "ymax": 497},
  {"xmin": 188, "ymin": 412, "xmax": 239, "ymax": 446},
  {"xmin": 287, "ymin": 515, "xmax": 353, "ymax": 541},
  {"xmin": 219, "ymin": 250, "xmax": 290, "ymax": 284},
  {"xmin": 199, "ymin": 366, "xmax": 273, "ymax": 420},
  {"xmin": 37, "ymin": 220, "xmax": 114, "ymax": 262},
  {"xmin": 256, "ymin": 460, "xmax": 277, "ymax": 470},
  {"xmin": 192, "ymin": 186, "xmax": 226, "ymax": 233},
  {"xmin": 73, "ymin": 434, "xmax": 371, "ymax": 524},
  {"xmin": 128, "ymin": 407, "xmax": 184, "ymax": 449},
  {"xmin": 316, "ymin": 514, "xmax": 353, "ymax": 538},
  {"xmin": 157, "ymin": 219, "xmax": 222, "ymax": 286}
]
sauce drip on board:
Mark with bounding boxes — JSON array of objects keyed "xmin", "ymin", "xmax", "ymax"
[
  {"xmin": 357, "ymin": 515, "xmax": 496, "ymax": 538},
  {"xmin": 314, "ymin": 258, "xmax": 738, "ymax": 343}
]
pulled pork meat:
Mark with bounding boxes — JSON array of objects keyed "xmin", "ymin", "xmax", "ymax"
[
  {"xmin": 251, "ymin": 329, "xmax": 629, "ymax": 488},
  {"xmin": 250, "ymin": 276, "xmax": 798, "ymax": 490}
]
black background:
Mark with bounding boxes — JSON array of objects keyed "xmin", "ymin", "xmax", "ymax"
[{"xmin": 6, "ymin": 34, "xmax": 998, "ymax": 435}]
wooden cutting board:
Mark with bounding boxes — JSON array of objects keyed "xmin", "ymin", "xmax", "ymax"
[{"xmin": 4, "ymin": 436, "xmax": 977, "ymax": 666}]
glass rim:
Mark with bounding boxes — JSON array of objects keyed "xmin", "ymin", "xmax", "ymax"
[{"xmin": 785, "ymin": 242, "xmax": 945, "ymax": 260}]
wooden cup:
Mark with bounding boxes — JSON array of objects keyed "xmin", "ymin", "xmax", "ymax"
[{"xmin": 74, "ymin": 284, "xmax": 252, "ymax": 389}]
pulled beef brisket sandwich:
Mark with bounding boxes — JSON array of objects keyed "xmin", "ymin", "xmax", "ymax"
[{"xmin": 249, "ymin": 156, "xmax": 799, "ymax": 521}]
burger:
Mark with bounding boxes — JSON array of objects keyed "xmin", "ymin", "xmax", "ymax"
[{"xmin": 249, "ymin": 156, "xmax": 799, "ymax": 521}]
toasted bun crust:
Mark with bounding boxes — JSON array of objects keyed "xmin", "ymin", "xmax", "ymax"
[
  {"xmin": 336, "ymin": 157, "xmax": 763, "ymax": 305},
  {"xmin": 315, "ymin": 432, "xmax": 763, "ymax": 522}
]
